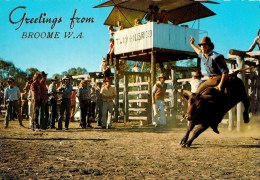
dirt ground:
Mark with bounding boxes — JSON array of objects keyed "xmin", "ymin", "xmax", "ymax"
[{"xmin": 0, "ymin": 117, "xmax": 259, "ymax": 179}]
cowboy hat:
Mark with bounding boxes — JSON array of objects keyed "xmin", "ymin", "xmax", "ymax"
[
  {"xmin": 198, "ymin": 36, "xmax": 214, "ymax": 49},
  {"xmin": 33, "ymin": 73, "xmax": 42, "ymax": 81},
  {"xmin": 193, "ymin": 70, "xmax": 204, "ymax": 78},
  {"xmin": 158, "ymin": 73, "xmax": 166, "ymax": 79},
  {"xmin": 51, "ymin": 76, "xmax": 59, "ymax": 81},
  {"xmin": 62, "ymin": 75, "xmax": 70, "ymax": 80},
  {"xmin": 41, "ymin": 71, "xmax": 48, "ymax": 77}
]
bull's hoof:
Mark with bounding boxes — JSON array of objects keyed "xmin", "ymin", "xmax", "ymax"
[
  {"xmin": 243, "ymin": 112, "xmax": 250, "ymax": 123},
  {"xmin": 212, "ymin": 128, "xmax": 220, "ymax": 134},
  {"xmin": 181, "ymin": 143, "xmax": 190, "ymax": 148}
]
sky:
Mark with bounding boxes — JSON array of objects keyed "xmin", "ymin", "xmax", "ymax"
[{"xmin": 0, "ymin": 0, "xmax": 259, "ymax": 77}]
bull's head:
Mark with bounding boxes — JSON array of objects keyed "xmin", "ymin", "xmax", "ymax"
[{"xmin": 182, "ymin": 90, "xmax": 212, "ymax": 121}]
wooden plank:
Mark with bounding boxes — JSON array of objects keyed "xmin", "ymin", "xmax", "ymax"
[
  {"xmin": 119, "ymin": 99, "xmax": 148, "ymax": 103},
  {"xmin": 128, "ymin": 108, "xmax": 146, "ymax": 111},
  {"xmin": 128, "ymin": 116, "xmax": 147, "ymax": 120}
]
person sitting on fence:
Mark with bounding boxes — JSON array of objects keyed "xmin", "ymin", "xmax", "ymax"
[
  {"xmin": 108, "ymin": 25, "xmax": 116, "ymax": 38},
  {"xmin": 152, "ymin": 73, "xmax": 175, "ymax": 128},
  {"xmin": 100, "ymin": 58, "xmax": 111, "ymax": 78},
  {"xmin": 106, "ymin": 38, "xmax": 115, "ymax": 66},
  {"xmin": 248, "ymin": 29, "xmax": 260, "ymax": 52}
]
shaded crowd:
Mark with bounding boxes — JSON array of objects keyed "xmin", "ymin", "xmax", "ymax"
[{"xmin": 2, "ymin": 71, "xmax": 116, "ymax": 131}]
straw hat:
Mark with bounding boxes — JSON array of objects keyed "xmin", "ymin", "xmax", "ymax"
[
  {"xmin": 158, "ymin": 73, "xmax": 166, "ymax": 79},
  {"xmin": 51, "ymin": 76, "xmax": 59, "ymax": 81},
  {"xmin": 33, "ymin": 73, "xmax": 42, "ymax": 81}
]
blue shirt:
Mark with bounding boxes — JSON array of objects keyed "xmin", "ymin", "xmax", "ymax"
[
  {"xmin": 198, "ymin": 51, "xmax": 229, "ymax": 76},
  {"xmin": 4, "ymin": 86, "xmax": 20, "ymax": 102}
]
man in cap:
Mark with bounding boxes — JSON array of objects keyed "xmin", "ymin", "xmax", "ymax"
[
  {"xmin": 4, "ymin": 78, "xmax": 24, "ymax": 128},
  {"xmin": 100, "ymin": 77, "xmax": 116, "ymax": 129},
  {"xmin": 57, "ymin": 75, "xmax": 73, "ymax": 130},
  {"xmin": 77, "ymin": 78, "xmax": 92, "ymax": 128},
  {"xmin": 152, "ymin": 73, "xmax": 175, "ymax": 127},
  {"xmin": 39, "ymin": 71, "xmax": 49, "ymax": 129},
  {"xmin": 190, "ymin": 36, "xmax": 229, "ymax": 93},
  {"xmin": 48, "ymin": 75, "xmax": 59, "ymax": 129},
  {"xmin": 190, "ymin": 70, "xmax": 205, "ymax": 93}
]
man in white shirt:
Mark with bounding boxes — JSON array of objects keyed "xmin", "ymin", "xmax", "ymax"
[{"xmin": 4, "ymin": 78, "xmax": 24, "ymax": 128}]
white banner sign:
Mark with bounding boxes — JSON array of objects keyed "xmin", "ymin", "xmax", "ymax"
[{"xmin": 114, "ymin": 22, "xmax": 199, "ymax": 55}]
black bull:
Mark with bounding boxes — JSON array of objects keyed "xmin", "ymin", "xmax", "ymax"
[{"xmin": 180, "ymin": 76, "xmax": 250, "ymax": 147}]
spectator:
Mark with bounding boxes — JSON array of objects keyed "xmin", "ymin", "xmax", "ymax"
[
  {"xmin": 3, "ymin": 78, "xmax": 24, "ymax": 128},
  {"xmin": 248, "ymin": 29, "xmax": 260, "ymax": 52},
  {"xmin": 56, "ymin": 75, "xmax": 73, "ymax": 130},
  {"xmin": 107, "ymin": 38, "xmax": 115, "ymax": 66},
  {"xmin": 89, "ymin": 87, "xmax": 97, "ymax": 121},
  {"xmin": 70, "ymin": 90, "xmax": 77, "ymax": 122},
  {"xmin": 159, "ymin": 10, "xmax": 169, "ymax": 24},
  {"xmin": 100, "ymin": 77, "xmax": 116, "ymax": 129},
  {"xmin": 48, "ymin": 76, "xmax": 58, "ymax": 129},
  {"xmin": 30, "ymin": 73, "xmax": 42, "ymax": 131},
  {"xmin": 117, "ymin": 21, "xmax": 123, "ymax": 30},
  {"xmin": 152, "ymin": 73, "xmax": 175, "ymax": 127},
  {"xmin": 39, "ymin": 71, "xmax": 49, "ymax": 130},
  {"xmin": 190, "ymin": 70, "xmax": 205, "ymax": 93},
  {"xmin": 145, "ymin": 5, "xmax": 160, "ymax": 23},
  {"xmin": 108, "ymin": 25, "xmax": 116, "ymax": 38},
  {"xmin": 77, "ymin": 79, "xmax": 92, "ymax": 128},
  {"xmin": 95, "ymin": 79, "xmax": 103, "ymax": 126},
  {"xmin": 134, "ymin": 18, "xmax": 142, "ymax": 26},
  {"xmin": 132, "ymin": 63, "xmax": 140, "ymax": 83},
  {"xmin": 100, "ymin": 58, "xmax": 111, "ymax": 79},
  {"xmin": 21, "ymin": 88, "xmax": 29, "ymax": 120}
]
